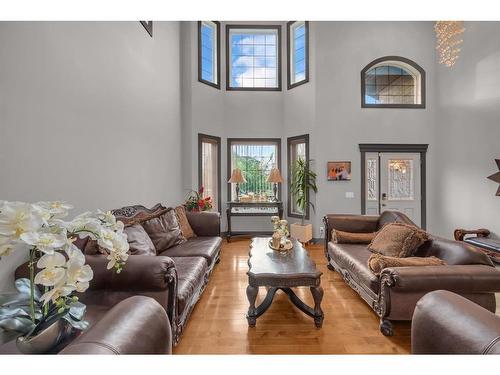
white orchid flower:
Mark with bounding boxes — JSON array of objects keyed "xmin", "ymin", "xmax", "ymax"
[
  {"xmin": 20, "ymin": 231, "xmax": 67, "ymax": 254},
  {"xmin": 65, "ymin": 242, "xmax": 85, "ymax": 262},
  {"xmin": 97, "ymin": 228, "xmax": 117, "ymax": 250},
  {"xmin": 36, "ymin": 201, "xmax": 73, "ymax": 219},
  {"xmin": 0, "ymin": 202, "xmax": 44, "ymax": 239},
  {"xmin": 96, "ymin": 210, "xmax": 116, "ymax": 226},
  {"xmin": 37, "ymin": 252, "xmax": 66, "ymax": 269},
  {"xmin": 40, "ymin": 283, "xmax": 72, "ymax": 304},
  {"xmin": 0, "ymin": 237, "xmax": 24, "ymax": 257},
  {"xmin": 65, "ymin": 256, "xmax": 93, "ymax": 288},
  {"xmin": 34, "ymin": 267, "xmax": 66, "ymax": 287}
]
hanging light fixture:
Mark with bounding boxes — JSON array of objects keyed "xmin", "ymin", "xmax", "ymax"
[{"xmin": 434, "ymin": 21, "xmax": 465, "ymax": 67}]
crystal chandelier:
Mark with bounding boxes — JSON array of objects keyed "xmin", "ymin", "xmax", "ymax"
[{"xmin": 434, "ymin": 21, "xmax": 465, "ymax": 67}]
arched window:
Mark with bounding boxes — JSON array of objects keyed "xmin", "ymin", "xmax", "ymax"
[{"xmin": 361, "ymin": 56, "xmax": 425, "ymax": 108}]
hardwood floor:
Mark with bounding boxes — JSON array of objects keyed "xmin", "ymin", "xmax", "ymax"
[{"xmin": 173, "ymin": 238, "xmax": 411, "ymax": 354}]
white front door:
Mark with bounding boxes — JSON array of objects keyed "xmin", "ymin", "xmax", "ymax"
[{"xmin": 365, "ymin": 152, "xmax": 422, "ymax": 227}]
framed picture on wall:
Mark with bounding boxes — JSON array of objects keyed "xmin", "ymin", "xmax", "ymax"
[{"xmin": 327, "ymin": 161, "xmax": 352, "ymax": 181}]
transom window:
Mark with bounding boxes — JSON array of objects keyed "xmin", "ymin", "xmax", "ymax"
[
  {"xmin": 226, "ymin": 25, "xmax": 282, "ymax": 91},
  {"xmin": 198, "ymin": 21, "xmax": 220, "ymax": 88},
  {"xmin": 227, "ymin": 139, "xmax": 281, "ymax": 201},
  {"xmin": 361, "ymin": 56, "xmax": 425, "ymax": 108},
  {"xmin": 287, "ymin": 21, "xmax": 309, "ymax": 89}
]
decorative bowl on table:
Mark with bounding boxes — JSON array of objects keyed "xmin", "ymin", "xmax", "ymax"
[{"xmin": 268, "ymin": 238, "xmax": 293, "ymax": 252}]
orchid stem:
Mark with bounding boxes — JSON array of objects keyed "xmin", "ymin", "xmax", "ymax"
[{"xmin": 28, "ymin": 247, "xmax": 36, "ymax": 323}]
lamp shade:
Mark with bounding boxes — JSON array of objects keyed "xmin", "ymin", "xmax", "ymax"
[
  {"xmin": 228, "ymin": 168, "xmax": 246, "ymax": 183},
  {"xmin": 267, "ymin": 168, "xmax": 284, "ymax": 183}
]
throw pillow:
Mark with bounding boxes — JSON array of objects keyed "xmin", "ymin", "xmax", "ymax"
[
  {"xmin": 142, "ymin": 208, "xmax": 187, "ymax": 252},
  {"xmin": 83, "ymin": 239, "xmax": 106, "ymax": 255},
  {"xmin": 368, "ymin": 222, "xmax": 428, "ymax": 258},
  {"xmin": 368, "ymin": 253, "xmax": 446, "ymax": 276},
  {"xmin": 332, "ymin": 229, "xmax": 376, "ymax": 244},
  {"xmin": 175, "ymin": 205, "xmax": 196, "ymax": 239},
  {"xmin": 124, "ymin": 223, "xmax": 156, "ymax": 256}
]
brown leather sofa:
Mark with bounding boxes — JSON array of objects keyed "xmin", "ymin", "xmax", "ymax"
[
  {"xmin": 324, "ymin": 211, "xmax": 500, "ymax": 336},
  {"xmin": 61, "ymin": 296, "xmax": 172, "ymax": 354},
  {"xmin": 15, "ymin": 203, "xmax": 221, "ymax": 346},
  {"xmin": 0, "ymin": 296, "xmax": 171, "ymax": 354},
  {"xmin": 412, "ymin": 290, "xmax": 500, "ymax": 354}
]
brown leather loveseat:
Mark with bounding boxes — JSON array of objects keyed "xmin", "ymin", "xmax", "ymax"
[
  {"xmin": 412, "ymin": 290, "xmax": 500, "ymax": 354},
  {"xmin": 324, "ymin": 211, "xmax": 500, "ymax": 336}
]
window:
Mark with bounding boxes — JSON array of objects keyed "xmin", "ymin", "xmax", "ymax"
[
  {"xmin": 198, "ymin": 134, "xmax": 221, "ymax": 212},
  {"xmin": 287, "ymin": 134, "xmax": 310, "ymax": 218},
  {"xmin": 198, "ymin": 21, "xmax": 220, "ymax": 88},
  {"xmin": 287, "ymin": 21, "xmax": 309, "ymax": 89},
  {"xmin": 226, "ymin": 25, "xmax": 282, "ymax": 91},
  {"xmin": 227, "ymin": 139, "xmax": 281, "ymax": 201},
  {"xmin": 361, "ymin": 56, "xmax": 425, "ymax": 108}
]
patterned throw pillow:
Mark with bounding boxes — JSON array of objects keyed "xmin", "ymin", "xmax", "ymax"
[
  {"xmin": 174, "ymin": 206, "xmax": 196, "ymax": 240},
  {"xmin": 368, "ymin": 222, "xmax": 429, "ymax": 258},
  {"xmin": 331, "ymin": 229, "xmax": 376, "ymax": 244},
  {"xmin": 142, "ymin": 208, "xmax": 187, "ymax": 252}
]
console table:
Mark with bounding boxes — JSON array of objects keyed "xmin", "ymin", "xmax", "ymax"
[{"xmin": 226, "ymin": 201, "xmax": 283, "ymax": 242}]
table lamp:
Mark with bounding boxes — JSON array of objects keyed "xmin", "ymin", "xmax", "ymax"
[
  {"xmin": 228, "ymin": 168, "xmax": 246, "ymax": 202},
  {"xmin": 267, "ymin": 167, "xmax": 283, "ymax": 202}
]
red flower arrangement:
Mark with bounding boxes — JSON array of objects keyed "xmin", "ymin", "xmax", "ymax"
[{"xmin": 184, "ymin": 187, "xmax": 213, "ymax": 212}]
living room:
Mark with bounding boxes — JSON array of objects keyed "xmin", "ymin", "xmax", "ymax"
[{"xmin": 1, "ymin": 0, "xmax": 500, "ymax": 372}]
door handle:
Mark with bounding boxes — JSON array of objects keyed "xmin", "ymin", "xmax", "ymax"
[{"xmin": 381, "ymin": 193, "xmax": 387, "ymax": 201}]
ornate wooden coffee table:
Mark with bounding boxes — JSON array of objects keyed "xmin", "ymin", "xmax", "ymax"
[{"xmin": 246, "ymin": 237, "xmax": 324, "ymax": 328}]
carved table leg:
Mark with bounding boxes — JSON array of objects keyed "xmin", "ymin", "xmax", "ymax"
[
  {"xmin": 246, "ymin": 285, "xmax": 259, "ymax": 327},
  {"xmin": 310, "ymin": 286, "xmax": 324, "ymax": 328}
]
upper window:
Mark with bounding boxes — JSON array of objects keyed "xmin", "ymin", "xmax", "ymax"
[
  {"xmin": 227, "ymin": 139, "xmax": 281, "ymax": 201},
  {"xmin": 287, "ymin": 134, "xmax": 309, "ymax": 218},
  {"xmin": 198, "ymin": 21, "xmax": 220, "ymax": 89},
  {"xmin": 198, "ymin": 134, "xmax": 221, "ymax": 212},
  {"xmin": 361, "ymin": 56, "xmax": 425, "ymax": 108},
  {"xmin": 287, "ymin": 21, "xmax": 309, "ymax": 89},
  {"xmin": 226, "ymin": 25, "xmax": 282, "ymax": 91}
]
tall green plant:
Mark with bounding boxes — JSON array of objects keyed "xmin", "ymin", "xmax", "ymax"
[{"xmin": 290, "ymin": 158, "xmax": 318, "ymax": 226}]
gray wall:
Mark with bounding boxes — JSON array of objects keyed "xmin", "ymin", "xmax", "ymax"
[
  {"xmin": 0, "ymin": 21, "xmax": 184, "ymax": 291},
  {"xmin": 433, "ymin": 21, "xmax": 500, "ymax": 238},
  {"xmin": 182, "ymin": 21, "xmax": 441, "ymax": 237}
]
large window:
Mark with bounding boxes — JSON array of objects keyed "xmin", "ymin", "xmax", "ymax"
[
  {"xmin": 361, "ymin": 56, "xmax": 425, "ymax": 108},
  {"xmin": 227, "ymin": 139, "xmax": 281, "ymax": 201},
  {"xmin": 287, "ymin": 21, "xmax": 309, "ymax": 89},
  {"xmin": 287, "ymin": 134, "xmax": 309, "ymax": 218},
  {"xmin": 198, "ymin": 21, "xmax": 220, "ymax": 89},
  {"xmin": 226, "ymin": 25, "xmax": 282, "ymax": 91},
  {"xmin": 198, "ymin": 134, "xmax": 221, "ymax": 212}
]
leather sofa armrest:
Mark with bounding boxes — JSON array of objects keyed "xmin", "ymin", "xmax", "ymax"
[
  {"xmin": 412, "ymin": 290, "xmax": 500, "ymax": 354},
  {"xmin": 186, "ymin": 211, "xmax": 220, "ymax": 237},
  {"xmin": 382, "ymin": 264, "xmax": 500, "ymax": 293},
  {"xmin": 86, "ymin": 255, "xmax": 176, "ymax": 291},
  {"xmin": 60, "ymin": 296, "xmax": 172, "ymax": 354}
]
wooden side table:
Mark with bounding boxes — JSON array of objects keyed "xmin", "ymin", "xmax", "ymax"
[{"xmin": 226, "ymin": 201, "xmax": 283, "ymax": 242}]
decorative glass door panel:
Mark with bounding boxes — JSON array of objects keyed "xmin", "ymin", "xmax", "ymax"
[{"xmin": 365, "ymin": 152, "xmax": 421, "ymax": 226}]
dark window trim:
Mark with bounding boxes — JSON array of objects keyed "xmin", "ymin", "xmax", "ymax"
[
  {"xmin": 359, "ymin": 143, "xmax": 428, "ymax": 229},
  {"xmin": 227, "ymin": 138, "xmax": 282, "ymax": 202},
  {"xmin": 198, "ymin": 133, "xmax": 222, "ymax": 213},
  {"xmin": 287, "ymin": 134, "xmax": 310, "ymax": 219},
  {"xmin": 361, "ymin": 56, "xmax": 426, "ymax": 109},
  {"xmin": 287, "ymin": 21, "xmax": 309, "ymax": 90},
  {"xmin": 225, "ymin": 24, "xmax": 282, "ymax": 92},
  {"xmin": 198, "ymin": 21, "xmax": 221, "ymax": 89}
]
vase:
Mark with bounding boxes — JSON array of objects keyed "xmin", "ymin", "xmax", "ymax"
[{"xmin": 16, "ymin": 319, "xmax": 72, "ymax": 354}]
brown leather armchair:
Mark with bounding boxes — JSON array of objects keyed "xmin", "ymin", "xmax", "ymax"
[
  {"xmin": 324, "ymin": 211, "xmax": 500, "ymax": 336},
  {"xmin": 412, "ymin": 290, "xmax": 500, "ymax": 354}
]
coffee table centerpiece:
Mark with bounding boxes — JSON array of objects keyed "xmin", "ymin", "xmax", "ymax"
[{"xmin": 246, "ymin": 237, "xmax": 324, "ymax": 328}]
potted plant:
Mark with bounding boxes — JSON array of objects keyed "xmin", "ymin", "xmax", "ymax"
[
  {"xmin": 0, "ymin": 201, "xmax": 129, "ymax": 353},
  {"xmin": 290, "ymin": 158, "xmax": 318, "ymax": 244}
]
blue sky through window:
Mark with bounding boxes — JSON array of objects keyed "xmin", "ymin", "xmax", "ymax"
[
  {"xmin": 201, "ymin": 21, "xmax": 217, "ymax": 84},
  {"xmin": 292, "ymin": 22, "xmax": 306, "ymax": 83},
  {"xmin": 229, "ymin": 28, "xmax": 279, "ymax": 89}
]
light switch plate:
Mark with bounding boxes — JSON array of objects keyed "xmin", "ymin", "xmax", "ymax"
[{"xmin": 345, "ymin": 192, "xmax": 355, "ymax": 198}]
